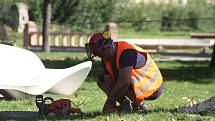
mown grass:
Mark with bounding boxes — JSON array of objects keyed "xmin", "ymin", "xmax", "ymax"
[
  {"xmin": 0, "ymin": 52, "xmax": 214, "ymax": 121},
  {"xmin": 1, "ymin": 28, "xmax": 214, "ymax": 120}
]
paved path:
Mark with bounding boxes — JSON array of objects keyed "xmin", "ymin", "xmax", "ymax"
[
  {"xmin": 117, "ymin": 38, "xmax": 213, "ymax": 61},
  {"xmin": 151, "ymin": 52, "xmax": 211, "ymax": 61},
  {"xmin": 117, "ymin": 38, "xmax": 214, "ymax": 49}
]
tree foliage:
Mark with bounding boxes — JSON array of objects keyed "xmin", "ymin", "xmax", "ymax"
[
  {"xmin": 0, "ymin": 0, "xmax": 215, "ymax": 32},
  {"xmin": 0, "ymin": 0, "xmax": 14, "ymax": 25},
  {"xmin": 51, "ymin": 0, "xmax": 119, "ymax": 32}
]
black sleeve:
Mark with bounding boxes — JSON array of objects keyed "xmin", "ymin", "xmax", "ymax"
[
  {"xmin": 119, "ymin": 49, "xmax": 147, "ymax": 69},
  {"xmin": 119, "ymin": 49, "xmax": 137, "ymax": 68}
]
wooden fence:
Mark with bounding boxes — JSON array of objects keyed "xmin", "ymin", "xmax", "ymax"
[{"xmin": 24, "ymin": 31, "xmax": 91, "ymax": 51}]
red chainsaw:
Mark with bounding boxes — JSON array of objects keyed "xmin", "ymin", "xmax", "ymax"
[{"xmin": 35, "ymin": 95, "xmax": 83, "ymax": 116}]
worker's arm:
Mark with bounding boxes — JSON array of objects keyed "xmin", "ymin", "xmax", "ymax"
[{"xmin": 103, "ymin": 66, "xmax": 132, "ymax": 112}]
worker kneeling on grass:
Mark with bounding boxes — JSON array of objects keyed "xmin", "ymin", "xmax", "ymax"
[{"xmin": 85, "ymin": 31, "xmax": 164, "ymax": 113}]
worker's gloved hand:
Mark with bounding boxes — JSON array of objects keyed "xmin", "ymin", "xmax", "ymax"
[{"xmin": 102, "ymin": 99, "xmax": 117, "ymax": 113}]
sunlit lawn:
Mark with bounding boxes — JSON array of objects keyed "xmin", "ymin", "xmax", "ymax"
[{"xmin": 0, "ymin": 52, "xmax": 214, "ymax": 120}]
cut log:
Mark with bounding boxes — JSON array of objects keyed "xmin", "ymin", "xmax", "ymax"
[{"xmin": 176, "ymin": 96, "xmax": 215, "ymax": 114}]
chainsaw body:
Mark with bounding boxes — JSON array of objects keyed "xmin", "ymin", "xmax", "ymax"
[{"xmin": 35, "ymin": 95, "xmax": 82, "ymax": 116}]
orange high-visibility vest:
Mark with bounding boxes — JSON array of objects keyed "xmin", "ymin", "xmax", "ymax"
[{"xmin": 103, "ymin": 41, "xmax": 163, "ymax": 103}]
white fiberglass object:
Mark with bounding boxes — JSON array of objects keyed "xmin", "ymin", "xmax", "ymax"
[{"xmin": 0, "ymin": 44, "xmax": 91, "ymax": 97}]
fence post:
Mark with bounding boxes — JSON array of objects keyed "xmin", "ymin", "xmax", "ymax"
[
  {"xmin": 70, "ymin": 34, "xmax": 76, "ymax": 47},
  {"xmin": 23, "ymin": 23, "xmax": 29, "ymax": 49},
  {"xmin": 23, "ymin": 22, "xmax": 38, "ymax": 49},
  {"xmin": 53, "ymin": 33, "xmax": 59, "ymax": 46},
  {"xmin": 62, "ymin": 33, "xmax": 67, "ymax": 46},
  {"xmin": 105, "ymin": 22, "xmax": 118, "ymax": 41}
]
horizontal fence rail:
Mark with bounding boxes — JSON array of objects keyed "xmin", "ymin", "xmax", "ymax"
[{"xmin": 24, "ymin": 31, "xmax": 91, "ymax": 51}]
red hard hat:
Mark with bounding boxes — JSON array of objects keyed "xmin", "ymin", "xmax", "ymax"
[
  {"xmin": 85, "ymin": 32, "xmax": 112, "ymax": 60},
  {"xmin": 89, "ymin": 32, "xmax": 104, "ymax": 45},
  {"xmin": 89, "ymin": 32, "xmax": 105, "ymax": 56}
]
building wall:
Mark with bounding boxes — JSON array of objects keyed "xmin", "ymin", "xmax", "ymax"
[{"xmin": 17, "ymin": 3, "xmax": 29, "ymax": 33}]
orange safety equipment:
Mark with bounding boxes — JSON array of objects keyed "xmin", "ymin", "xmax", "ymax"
[
  {"xmin": 36, "ymin": 95, "xmax": 82, "ymax": 116},
  {"xmin": 103, "ymin": 41, "xmax": 163, "ymax": 103}
]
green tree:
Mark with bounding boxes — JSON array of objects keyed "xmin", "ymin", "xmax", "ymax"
[
  {"xmin": 27, "ymin": 0, "xmax": 43, "ymax": 23},
  {"xmin": 52, "ymin": 0, "xmax": 80, "ymax": 23},
  {"xmin": 0, "ymin": 0, "xmax": 14, "ymax": 25},
  {"xmin": 51, "ymin": 0, "xmax": 119, "ymax": 32}
]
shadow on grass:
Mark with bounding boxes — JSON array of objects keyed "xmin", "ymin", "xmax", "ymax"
[
  {"xmin": 1, "ymin": 109, "xmax": 214, "ymax": 120},
  {"xmin": 41, "ymin": 58, "xmax": 104, "ymax": 80},
  {"xmin": 49, "ymin": 111, "xmax": 105, "ymax": 120},
  {"xmin": 160, "ymin": 61, "xmax": 215, "ymax": 84},
  {"xmin": 42, "ymin": 58, "xmax": 215, "ymax": 84},
  {"xmin": 150, "ymin": 107, "xmax": 215, "ymax": 117},
  {"xmin": 0, "ymin": 111, "xmax": 105, "ymax": 120}
]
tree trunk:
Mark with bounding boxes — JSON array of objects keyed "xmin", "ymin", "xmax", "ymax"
[
  {"xmin": 176, "ymin": 96, "xmax": 215, "ymax": 114},
  {"xmin": 42, "ymin": 0, "xmax": 51, "ymax": 52},
  {"xmin": 210, "ymin": 43, "xmax": 215, "ymax": 67}
]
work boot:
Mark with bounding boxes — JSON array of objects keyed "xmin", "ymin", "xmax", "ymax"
[
  {"xmin": 119, "ymin": 100, "xmax": 133, "ymax": 112},
  {"xmin": 138, "ymin": 103, "xmax": 148, "ymax": 113},
  {"xmin": 132, "ymin": 102, "xmax": 148, "ymax": 113}
]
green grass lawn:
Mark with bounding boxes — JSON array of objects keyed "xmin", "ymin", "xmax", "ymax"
[
  {"xmin": 0, "ymin": 52, "xmax": 214, "ymax": 120},
  {"xmin": 1, "ymin": 28, "xmax": 214, "ymax": 120}
]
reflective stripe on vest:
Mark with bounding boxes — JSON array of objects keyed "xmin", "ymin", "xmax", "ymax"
[
  {"xmin": 135, "ymin": 70, "xmax": 160, "ymax": 97},
  {"xmin": 131, "ymin": 59, "xmax": 153, "ymax": 85}
]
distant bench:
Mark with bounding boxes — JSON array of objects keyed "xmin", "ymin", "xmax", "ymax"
[
  {"xmin": 190, "ymin": 33, "xmax": 215, "ymax": 39},
  {"xmin": 117, "ymin": 38, "xmax": 214, "ymax": 53}
]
